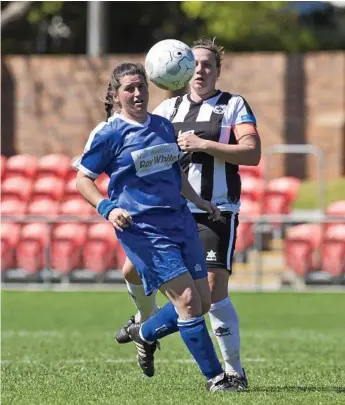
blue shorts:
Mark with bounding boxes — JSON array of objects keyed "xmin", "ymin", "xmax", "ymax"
[{"xmin": 116, "ymin": 205, "xmax": 208, "ymax": 295}]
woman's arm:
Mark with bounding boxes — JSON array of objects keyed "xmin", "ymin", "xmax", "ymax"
[
  {"xmin": 180, "ymin": 167, "xmax": 220, "ymax": 220},
  {"xmin": 75, "ymin": 170, "xmax": 104, "ymax": 208},
  {"xmin": 177, "ymin": 123, "xmax": 261, "ymax": 166}
]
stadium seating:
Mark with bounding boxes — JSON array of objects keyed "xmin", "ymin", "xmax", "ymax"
[
  {"xmin": 240, "ymin": 177, "xmax": 265, "ymax": 202},
  {"xmin": 27, "ymin": 199, "xmax": 60, "ymax": 218},
  {"xmin": 64, "ymin": 177, "xmax": 81, "ymax": 201},
  {"xmin": 261, "ymin": 177, "xmax": 301, "ymax": 227},
  {"xmin": 321, "ymin": 224, "xmax": 345, "ymax": 277},
  {"xmin": 1, "ymin": 199, "xmax": 27, "ymax": 216},
  {"xmin": 59, "ymin": 199, "xmax": 95, "ymax": 218},
  {"xmin": 284, "ymin": 224, "xmax": 322, "ymax": 276},
  {"xmin": 239, "ymin": 158, "xmax": 265, "ymax": 180},
  {"xmin": 4, "ymin": 155, "xmax": 38, "ymax": 179},
  {"xmin": 235, "ymin": 199, "xmax": 260, "ymax": 259},
  {"xmin": 16, "ymin": 223, "xmax": 50, "ymax": 274},
  {"xmin": 31, "ymin": 177, "xmax": 65, "ymax": 202},
  {"xmin": 2, "ymin": 176, "xmax": 33, "ymax": 202},
  {"xmin": 326, "ymin": 200, "xmax": 345, "ymax": 221},
  {"xmin": 82, "ymin": 223, "xmax": 118, "ymax": 273},
  {"xmin": 1, "ymin": 155, "xmax": 6, "ymax": 179},
  {"xmin": 37, "ymin": 154, "xmax": 71, "ymax": 179},
  {"xmin": 52, "ymin": 223, "xmax": 88, "ymax": 275},
  {"xmin": 1, "ymin": 223, "xmax": 21, "ymax": 270}
]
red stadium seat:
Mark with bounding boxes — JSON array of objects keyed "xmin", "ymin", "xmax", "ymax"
[
  {"xmin": 1, "ymin": 223, "xmax": 21, "ymax": 270},
  {"xmin": 95, "ymin": 173, "xmax": 110, "ymax": 197},
  {"xmin": 321, "ymin": 225, "xmax": 345, "ymax": 277},
  {"xmin": 284, "ymin": 224, "xmax": 322, "ymax": 276},
  {"xmin": 1, "ymin": 199, "xmax": 27, "ymax": 216},
  {"xmin": 64, "ymin": 177, "xmax": 80, "ymax": 201},
  {"xmin": 235, "ymin": 200, "xmax": 260, "ymax": 256},
  {"xmin": 241, "ymin": 177, "xmax": 264, "ymax": 202},
  {"xmin": 1, "ymin": 155, "xmax": 6, "ymax": 179},
  {"xmin": 82, "ymin": 223, "xmax": 118, "ymax": 272},
  {"xmin": 1, "ymin": 176, "xmax": 33, "ymax": 202},
  {"xmin": 239, "ymin": 158, "xmax": 265, "ymax": 180},
  {"xmin": 37, "ymin": 154, "xmax": 71, "ymax": 179},
  {"xmin": 5, "ymin": 155, "xmax": 38, "ymax": 179},
  {"xmin": 59, "ymin": 199, "xmax": 95, "ymax": 218},
  {"xmin": 52, "ymin": 223, "xmax": 88, "ymax": 274},
  {"xmin": 31, "ymin": 177, "xmax": 65, "ymax": 202},
  {"xmin": 16, "ymin": 223, "xmax": 50, "ymax": 273},
  {"xmin": 326, "ymin": 200, "xmax": 345, "ymax": 220},
  {"xmin": 66, "ymin": 167, "xmax": 77, "ymax": 183},
  {"xmin": 27, "ymin": 199, "xmax": 59, "ymax": 218}
]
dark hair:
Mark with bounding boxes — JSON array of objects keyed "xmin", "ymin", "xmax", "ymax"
[
  {"xmin": 192, "ymin": 37, "xmax": 224, "ymax": 71},
  {"xmin": 104, "ymin": 63, "xmax": 148, "ymax": 120}
]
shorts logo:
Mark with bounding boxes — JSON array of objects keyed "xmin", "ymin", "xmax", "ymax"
[
  {"xmin": 206, "ymin": 250, "xmax": 217, "ymax": 261},
  {"xmin": 213, "ymin": 105, "xmax": 226, "ymax": 114},
  {"xmin": 194, "ymin": 263, "xmax": 202, "ymax": 272},
  {"xmin": 131, "ymin": 143, "xmax": 180, "ymax": 177}
]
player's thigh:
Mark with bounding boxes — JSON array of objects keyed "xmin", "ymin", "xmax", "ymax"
[
  {"xmin": 122, "ymin": 256, "xmax": 142, "ymax": 284},
  {"xmin": 159, "ymin": 271, "xmax": 203, "ymax": 319}
]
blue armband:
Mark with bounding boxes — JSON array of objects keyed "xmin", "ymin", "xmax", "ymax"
[{"xmin": 97, "ymin": 199, "xmax": 117, "ymax": 220}]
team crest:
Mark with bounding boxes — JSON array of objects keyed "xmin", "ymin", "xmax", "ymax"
[{"xmin": 213, "ymin": 105, "xmax": 226, "ymax": 114}]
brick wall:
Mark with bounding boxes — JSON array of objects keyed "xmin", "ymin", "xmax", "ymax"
[{"xmin": 2, "ymin": 52, "xmax": 344, "ymax": 179}]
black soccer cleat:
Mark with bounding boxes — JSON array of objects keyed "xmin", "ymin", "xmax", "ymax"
[
  {"xmin": 226, "ymin": 369, "xmax": 248, "ymax": 391},
  {"xmin": 127, "ymin": 323, "xmax": 159, "ymax": 377},
  {"xmin": 206, "ymin": 373, "xmax": 239, "ymax": 392},
  {"xmin": 114, "ymin": 315, "xmax": 135, "ymax": 344}
]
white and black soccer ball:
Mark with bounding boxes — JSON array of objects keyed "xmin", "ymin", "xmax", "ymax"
[{"xmin": 145, "ymin": 39, "xmax": 196, "ymax": 91}]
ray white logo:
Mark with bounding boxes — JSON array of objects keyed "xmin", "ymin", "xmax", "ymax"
[{"xmin": 131, "ymin": 143, "xmax": 180, "ymax": 177}]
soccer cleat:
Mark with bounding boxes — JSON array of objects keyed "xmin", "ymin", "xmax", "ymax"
[
  {"xmin": 114, "ymin": 315, "xmax": 135, "ymax": 344},
  {"xmin": 206, "ymin": 373, "xmax": 238, "ymax": 392},
  {"xmin": 127, "ymin": 323, "xmax": 159, "ymax": 377},
  {"xmin": 226, "ymin": 369, "xmax": 248, "ymax": 391}
]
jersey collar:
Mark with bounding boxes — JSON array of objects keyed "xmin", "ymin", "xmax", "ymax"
[
  {"xmin": 187, "ymin": 90, "xmax": 222, "ymax": 105},
  {"xmin": 113, "ymin": 112, "xmax": 151, "ymax": 127}
]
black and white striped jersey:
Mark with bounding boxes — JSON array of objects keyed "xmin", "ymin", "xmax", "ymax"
[{"xmin": 152, "ymin": 90, "xmax": 257, "ymax": 213}]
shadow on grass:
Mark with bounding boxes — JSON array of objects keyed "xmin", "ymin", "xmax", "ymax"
[{"xmin": 252, "ymin": 386, "xmax": 345, "ymax": 393}]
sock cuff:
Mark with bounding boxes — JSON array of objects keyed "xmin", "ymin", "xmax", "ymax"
[
  {"xmin": 209, "ymin": 296, "xmax": 231, "ymax": 312},
  {"xmin": 177, "ymin": 315, "xmax": 204, "ymax": 328}
]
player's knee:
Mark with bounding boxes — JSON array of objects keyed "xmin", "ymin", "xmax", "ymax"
[
  {"xmin": 200, "ymin": 297, "xmax": 211, "ymax": 315},
  {"xmin": 122, "ymin": 258, "xmax": 140, "ymax": 283},
  {"xmin": 175, "ymin": 288, "xmax": 202, "ymax": 319}
]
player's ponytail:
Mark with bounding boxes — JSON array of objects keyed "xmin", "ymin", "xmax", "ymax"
[{"xmin": 104, "ymin": 82, "xmax": 113, "ymax": 121}]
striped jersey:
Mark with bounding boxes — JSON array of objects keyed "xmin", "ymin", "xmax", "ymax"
[{"xmin": 152, "ymin": 91, "xmax": 257, "ymax": 213}]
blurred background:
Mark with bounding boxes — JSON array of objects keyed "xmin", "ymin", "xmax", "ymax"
[{"xmin": 1, "ymin": 1, "xmax": 345, "ymax": 289}]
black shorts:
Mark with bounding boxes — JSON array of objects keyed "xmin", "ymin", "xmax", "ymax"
[{"xmin": 192, "ymin": 212, "xmax": 239, "ymax": 273}]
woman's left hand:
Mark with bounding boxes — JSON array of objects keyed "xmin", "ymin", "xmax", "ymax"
[
  {"xmin": 177, "ymin": 131, "xmax": 206, "ymax": 152},
  {"xmin": 194, "ymin": 198, "xmax": 221, "ymax": 221}
]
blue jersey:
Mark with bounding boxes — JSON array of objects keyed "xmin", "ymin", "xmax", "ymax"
[{"xmin": 74, "ymin": 113, "xmax": 186, "ymax": 217}]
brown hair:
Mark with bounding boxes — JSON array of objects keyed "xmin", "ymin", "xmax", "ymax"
[
  {"xmin": 104, "ymin": 63, "xmax": 148, "ymax": 120},
  {"xmin": 192, "ymin": 37, "xmax": 224, "ymax": 71}
]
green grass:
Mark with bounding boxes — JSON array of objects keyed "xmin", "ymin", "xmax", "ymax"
[
  {"xmin": 293, "ymin": 177, "xmax": 345, "ymax": 210},
  {"xmin": 2, "ymin": 291, "xmax": 345, "ymax": 404}
]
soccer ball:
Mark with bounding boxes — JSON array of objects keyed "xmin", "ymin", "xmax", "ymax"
[{"xmin": 145, "ymin": 39, "xmax": 196, "ymax": 91}]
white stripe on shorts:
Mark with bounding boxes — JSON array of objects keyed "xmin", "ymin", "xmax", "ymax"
[{"xmin": 226, "ymin": 213, "xmax": 236, "ymax": 270}]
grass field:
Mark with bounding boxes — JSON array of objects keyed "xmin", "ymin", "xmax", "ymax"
[{"xmin": 2, "ymin": 291, "xmax": 345, "ymax": 405}]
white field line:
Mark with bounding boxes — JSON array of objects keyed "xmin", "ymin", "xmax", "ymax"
[
  {"xmin": 1, "ymin": 357, "xmax": 266, "ymax": 365},
  {"xmin": 2, "ymin": 329, "xmax": 342, "ymax": 340}
]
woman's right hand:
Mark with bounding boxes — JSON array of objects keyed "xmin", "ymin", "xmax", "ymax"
[{"xmin": 108, "ymin": 208, "xmax": 133, "ymax": 232}]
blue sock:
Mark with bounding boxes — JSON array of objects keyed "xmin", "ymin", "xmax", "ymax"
[
  {"xmin": 140, "ymin": 301, "xmax": 179, "ymax": 341},
  {"xmin": 178, "ymin": 315, "xmax": 224, "ymax": 380}
]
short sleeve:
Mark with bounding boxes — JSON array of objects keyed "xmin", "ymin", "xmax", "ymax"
[
  {"xmin": 73, "ymin": 123, "xmax": 114, "ymax": 179},
  {"xmin": 152, "ymin": 98, "xmax": 176, "ymax": 120},
  {"xmin": 232, "ymin": 96, "xmax": 257, "ymax": 126}
]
